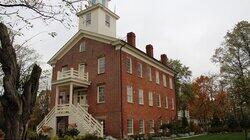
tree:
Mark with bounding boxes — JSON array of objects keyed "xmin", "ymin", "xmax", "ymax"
[
  {"xmin": 190, "ymin": 75, "xmax": 213, "ymax": 131},
  {"xmin": 0, "ymin": 1, "xmax": 88, "ymax": 139},
  {"xmin": 169, "ymin": 59, "xmax": 193, "ymax": 119},
  {"xmin": 212, "ymin": 21, "xmax": 250, "ymax": 140}
]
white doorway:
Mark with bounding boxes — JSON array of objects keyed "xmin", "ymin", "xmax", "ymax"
[{"xmin": 74, "ymin": 90, "xmax": 88, "ymax": 107}]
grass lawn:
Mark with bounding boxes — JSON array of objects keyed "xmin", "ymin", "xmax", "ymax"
[{"xmin": 180, "ymin": 132, "xmax": 248, "ymax": 140}]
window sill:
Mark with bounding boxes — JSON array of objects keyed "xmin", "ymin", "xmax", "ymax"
[
  {"xmin": 127, "ymin": 101, "xmax": 134, "ymax": 104},
  {"xmin": 98, "ymin": 72, "xmax": 105, "ymax": 75},
  {"xmin": 97, "ymin": 102, "xmax": 105, "ymax": 104}
]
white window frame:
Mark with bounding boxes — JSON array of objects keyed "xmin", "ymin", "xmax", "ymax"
[
  {"xmin": 97, "ymin": 85, "xmax": 105, "ymax": 103},
  {"xmin": 148, "ymin": 66, "xmax": 152, "ymax": 81},
  {"xmin": 172, "ymin": 98, "xmax": 175, "ymax": 110},
  {"xmin": 86, "ymin": 13, "xmax": 91, "ymax": 26},
  {"xmin": 165, "ymin": 96, "xmax": 169, "ymax": 109},
  {"xmin": 169, "ymin": 77, "xmax": 173, "ymax": 89},
  {"xmin": 126, "ymin": 57, "xmax": 132, "ymax": 74},
  {"xmin": 149, "ymin": 120, "xmax": 155, "ymax": 133},
  {"xmin": 127, "ymin": 86, "xmax": 133, "ymax": 103},
  {"xmin": 105, "ymin": 14, "xmax": 110, "ymax": 27},
  {"xmin": 163, "ymin": 74, "xmax": 167, "ymax": 87},
  {"xmin": 148, "ymin": 92, "xmax": 153, "ymax": 106},
  {"xmin": 98, "ymin": 57, "xmax": 105, "ymax": 74},
  {"xmin": 79, "ymin": 42, "xmax": 86, "ymax": 52},
  {"xmin": 138, "ymin": 89, "xmax": 144, "ymax": 105},
  {"xmin": 156, "ymin": 94, "xmax": 161, "ymax": 107},
  {"xmin": 156, "ymin": 71, "xmax": 160, "ymax": 84},
  {"xmin": 139, "ymin": 120, "xmax": 145, "ymax": 134},
  {"xmin": 127, "ymin": 119, "xmax": 133, "ymax": 135},
  {"xmin": 137, "ymin": 62, "xmax": 143, "ymax": 78}
]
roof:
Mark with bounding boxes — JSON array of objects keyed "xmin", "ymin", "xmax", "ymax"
[
  {"xmin": 76, "ymin": 3, "xmax": 120, "ymax": 19},
  {"xmin": 48, "ymin": 30, "xmax": 174, "ymax": 75}
]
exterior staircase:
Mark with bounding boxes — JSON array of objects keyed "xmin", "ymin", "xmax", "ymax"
[{"xmin": 36, "ymin": 104, "xmax": 103, "ymax": 137}]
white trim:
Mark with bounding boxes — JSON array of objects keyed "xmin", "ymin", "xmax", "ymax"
[
  {"xmin": 97, "ymin": 85, "xmax": 105, "ymax": 103},
  {"xmin": 127, "ymin": 86, "xmax": 133, "ymax": 103},
  {"xmin": 127, "ymin": 118, "xmax": 134, "ymax": 135},
  {"xmin": 139, "ymin": 120, "xmax": 145, "ymax": 134},
  {"xmin": 148, "ymin": 92, "xmax": 153, "ymax": 106},
  {"xmin": 115, "ymin": 44, "xmax": 174, "ymax": 76},
  {"xmin": 138, "ymin": 89, "xmax": 144, "ymax": 105},
  {"xmin": 98, "ymin": 57, "xmax": 105, "ymax": 74}
]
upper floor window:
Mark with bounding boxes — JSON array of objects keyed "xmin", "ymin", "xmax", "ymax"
[
  {"xmin": 126, "ymin": 57, "xmax": 132, "ymax": 74},
  {"xmin": 138, "ymin": 89, "xmax": 144, "ymax": 105},
  {"xmin": 137, "ymin": 62, "xmax": 143, "ymax": 78},
  {"xmin": 78, "ymin": 63, "xmax": 85, "ymax": 75},
  {"xmin": 98, "ymin": 57, "xmax": 105, "ymax": 74},
  {"xmin": 155, "ymin": 71, "xmax": 160, "ymax": 84},
  {"xmin": 61, "ymin": 65, "xmax": 68, "ymax": 72},
  {"xmin": 139, "ymin": 120, "xmax": 145, "ymax": 134},
  {"xmin": 163, "ymin": 74, "xmax": 167, "ymax": 87},
  {"xmin": 79, "ymin": 42, "xmax": 86, "ymax": 52},
  {"xmin": 148, "ymin": 92, "xmax": 153, "ymax": 106},
  {"xmin": 149, "ymin": 120, "xmax": 154, "ymax": 133},
  {"xmin": 127, "ymin": 86, "xmax": 133, "ymax": 103},
  {"xmin": 86, "ymin": 13, "xmax": 91, "ymax": 26},
  {"xmin": 105, "ymin": 14, "xmax": 110, "ymax": 27},
  {"xmin": 169, "ymin": 77, "xmax": 173, "ymax": 89},
  {"xmin": 127, "ymin": 119, "xmax": 133, "ymax": 135},
  {"xmin": 172, "ymin": 98, "xmax": 175, "ymax": 110},
  {"xmin": 147, "ymin": 66, "xmax": 152, "ymax": 81},
  {"xmin": 156, "ymin": 94, "xmax": 161, "ymax": 107},
  {"xmin": 97, "ymin": 85, "xmax": 105, "ymax": 103},
  {"xmin": 165, "ymin": 96, "xmax": 168, "ymax": 109}
]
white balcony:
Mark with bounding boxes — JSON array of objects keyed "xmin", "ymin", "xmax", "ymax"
[{"xmin": 52, "ymin": 68, "xmax": 90, "ymax": 87}]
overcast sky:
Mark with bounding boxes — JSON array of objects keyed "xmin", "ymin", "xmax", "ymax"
[{"xmin": 16, "ymin": 0, "xmax": 250, "ymax": 78}]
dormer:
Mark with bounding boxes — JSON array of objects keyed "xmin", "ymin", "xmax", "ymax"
[{"xmin": 77, "ymin": 0, "xmax": 119, "ymax": 38}]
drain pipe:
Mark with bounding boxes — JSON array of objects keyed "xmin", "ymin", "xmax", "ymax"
[{"xmin": 119, "ymin": 41, "xmax": 126, "ymax": 138}]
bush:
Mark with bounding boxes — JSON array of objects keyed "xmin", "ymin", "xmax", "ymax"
[
  {"xmin": 65, "ymin": 128, "xmax": 80, "ymax": 137},
  {"xmin": 181, "ymin": 117, "xmax": 189, "ymax": 128},
  {"xmin": 75, "ymin": 134, "xmax": 104, "ymax": 140},
  {"xmin": 130, "ymin": 134, "xmax": 146, "ymax": 140},
  {"xmin": 227, "ymin": 116, "xmax": 240, "ymax": 131},
  {"xmin": 27, "ymin": 130, "xmax": 38, "ymax": 140},
  {"xmin": 51, "ymin": 135, "xmax": 59, "ymax": 140},
  {"xmin": 37, "ymin": 133, "xmax": 50, "ymax": 140}
]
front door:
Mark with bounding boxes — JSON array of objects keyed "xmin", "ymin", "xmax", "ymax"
[
  {"xmin": 56, "ymin": 116, "xmax": 68, "ymax": 137},
  {"xmin": 74, "ymin": 90, "xmax": 87, "ymax": 106}
]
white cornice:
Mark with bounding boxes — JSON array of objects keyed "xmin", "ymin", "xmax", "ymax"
[{"xmin": 76, "ymin": 4, "xmax": 120, "ymax": 19}]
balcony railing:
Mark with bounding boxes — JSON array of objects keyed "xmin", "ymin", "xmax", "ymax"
[{"xmin": 57, "ymin": 68, "xmax": 89, "ymax": 82}]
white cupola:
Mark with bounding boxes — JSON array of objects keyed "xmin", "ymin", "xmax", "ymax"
[{"xmin": 76, "ymin": 0, "xmax": 119, "ymax": 38}]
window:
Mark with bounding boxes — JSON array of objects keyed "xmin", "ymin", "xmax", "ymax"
[
  {"xmin": 86, "ymin": 13, "xmax": 91, "ymax": 26},
  {"xmin": 169, "ymin": 77, "xmax": 173, "ymax": 89},
  {"xmin": 127, "ymin": 86, "xmax": 133, "ymax": 103},
  {"xmin": 138, "ymin": 89, "xmax": 144, "ymax": 105},
  {"xmin": 137, "ymin": 62, "xmax": 142, "ymax": 77},
  {"xmin": 79, "ymin": 42, "xmax": 86, "ymax": 52},
  {"xmin": 159, "ymin": 120, "xmax": 163, "ymax": 133},
  {"xmin": 172, "ymin": 98, "xmax": 175, "ymax": 110},
  {"xmin": 127, "ymin": 119, "xmax": 133, "ymax": 135},
  {"xmin": 105, "ymin": 14, "xmax": 110, "ymax": 27},
  {"xmin": 126, "ymin": 57, "xmax": 132, "ymax": 74},
  {"xmin": 149, "ymin": 120, "xmax": 154, "ymax": 133},
  {"xmin": 139, "ymin": 120, "xmax": 144, "ymax": 134},
  {"xmin": 61, "ymin": 65, "xmax": 68, "ymax": 72},
  {"xmin": 98, "ymin": 57, "xmax": 105, "ymax": 74},
  {"xmin": 147, "ymin": 66, "xmax": 152, "ymax": 81},
  {"xmin": 163, "ymin": 75, "xmax": 167, "ymax": 87},
  {"xmin": 148, "ymin": 92, "xmax": 153, "ymax": 106},
  {"xmin": 78, "ymin": 63, "xmax": 85, "ymax": 75},
  {"xmin": 156, "ymin": 71, "xmax": 160, "ymax": 84},
  {"xmin": 156, "ymin": 94, "xmax": 161, "ymax": 107},
  {"xmin": 165, "ymin": 96, "xmax": 169, "ymax": 109},
  {"xmin": 97, "ymin": 85, "xmax": 105, "ymax": 103}
]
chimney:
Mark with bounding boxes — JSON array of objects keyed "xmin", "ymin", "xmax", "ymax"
[
  {"xmin": 160, "ymin": 54, "xmax": 168, "ymax": 65},
  {"xmin": 127, "ymin": 32, "xmax": 136, "ymax": 47},
  {"xmin": 146, "ymin": 44, "xmax": 154, "ymax": 57}
]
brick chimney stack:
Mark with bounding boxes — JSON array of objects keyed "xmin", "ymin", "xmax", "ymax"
[
  {"xmin": 146, "ymin": 44, "xmax": 154, "ymax": 58},
  {"xmin": 127, "ymin": 32, "xmax": 136, "ymax": 47},
  {"xmin": 160, "ymin": 54, "xmax": 168, "ymax": 65}
]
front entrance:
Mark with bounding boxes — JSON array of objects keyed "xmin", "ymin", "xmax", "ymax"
[
  {"xmin": 74, "ymin": 90, "xmax": 88, "ymax": 107},
  {"xmin": 56, "ymin": 116, "xmax": 68, "ymax": 136}
]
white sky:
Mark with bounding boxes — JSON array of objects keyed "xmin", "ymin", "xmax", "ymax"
[{"xmin": 15, "ymin": 0, "xmax": 250, "ymax": 78}]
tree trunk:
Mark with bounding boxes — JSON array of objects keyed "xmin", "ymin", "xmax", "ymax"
[{"xmin": 0, "ymin": 23, "xmax": 42, "ymax": 140}]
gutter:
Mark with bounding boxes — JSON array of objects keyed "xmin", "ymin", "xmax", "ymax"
[{"xmin": 119, "ymin": 42, "xmax": 126, "ymax": 138}]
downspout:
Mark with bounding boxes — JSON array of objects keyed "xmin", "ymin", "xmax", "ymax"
[{"xmin": 119, "ymin": 42, "xmax": 126, "ymax": 138}]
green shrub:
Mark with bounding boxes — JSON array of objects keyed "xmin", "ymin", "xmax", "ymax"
[
  {"xmin": 65, "ymin": 128, "xmax": 80, "ymax": 137},
  {"xmin": 74, "ymin": 134, "xmax": 104, "ymax": 140},
  {"xmin": 63, "ymin": 135, "xmax": 74, "ymax": 140},
  {"xmin": 130, "ymin": 134, "xmax": 146, "ymax": 140},
  {"xmin": 51, "ymin": 135, "xmax": 59, "ymax": 140},
  {"xmin": 27, "ymin": 130, "xmax": 38, "ymax": 140},
  {"xmin": 37, "ymin": 133, "xmax": 50, "ymax": 140}
]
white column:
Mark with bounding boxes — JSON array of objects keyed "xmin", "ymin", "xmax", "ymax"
[
  {"xmin": 69, "ymin": 83, "xmax": 73, "ymax": 104},
  {"xmin": 55, "ymin": 86, "xmax": 59, "ymax": 106}
]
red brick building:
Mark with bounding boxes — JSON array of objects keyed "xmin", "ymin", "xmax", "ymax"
[{"xmin": 37, "ymin": 0, "xmax": 176, "ymax": 139}]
